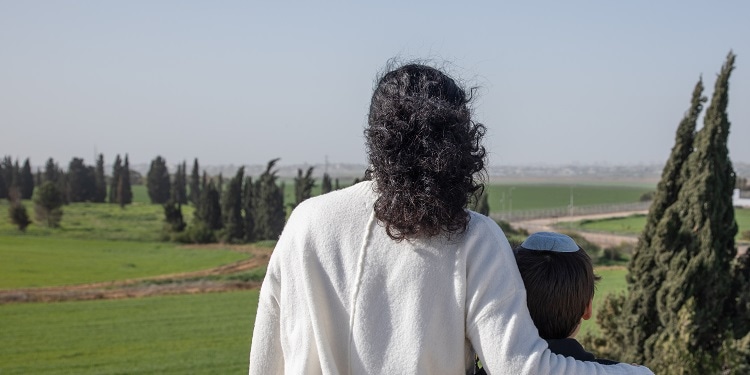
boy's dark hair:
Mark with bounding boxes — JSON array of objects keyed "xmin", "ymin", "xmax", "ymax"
[{"xmin": 514, "ymin": 247, "xmax": 599, "ymax": 339}]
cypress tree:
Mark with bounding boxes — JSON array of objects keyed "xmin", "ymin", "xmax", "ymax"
[
  {"xmin": 321, "ymin": 173, "xmax": 332, "ymax": 194},
  {"xmin": 221, "ymin": 167, "xmax": 245, "ymax": 242},
  {"xmin": 67, "ymin": 158, "xmax": 94, "ymax": 202},
  {"xmin": 293, "ymin": 167, "xmax": 315, "ymax": 208},
  {"xmin": 650, "ymin": 52, "xmax": 738, "ymax": 373},
  {"xmin": 93, "ymin": 154, "xmax": 107, "ymax": 203},
  {"xmin": 109, "ymin": 155, "xmax": 122, "ymax": 203},
  {"xmin": 44, "ymin": 158, "xmax": 59, "ymax": 184},
  {"xmin": 242, "ymin": 176, "xmax": 255, "ymax": 243},
  {"xmin": 1, "ymin": 156, "xmax": 13, "ymax": 199},
  {"xmin": 614, "ymin": 78, "xmax": 706, "ymax": 363},
  {"xmin": 171, "ymin": 161, "xmax": 187, "ymax": 205},
  {"xmin": 196, "ymin": 181, "xmax": 223, "ymax": 230},
  {"xmin": 147, "ymin": 156, "xmax": 171, "ymax": 204},
  {"xmin": 121, "ymin": 154, "xmax": 133, "ymax": 205},
  {"xmin": 254, "ymin": 158, "xmax": 285, "ymax": 240},
  {"xmin": 0, "ymin": 167, "xmax": 7, "ymax": 200},
  {"xmin": 19, "ymin": 158, "xmax": 34, "ymax": 200},
  {"xmin": 189, "ymin": 158, "xmax": 201, "ymax": 205}
]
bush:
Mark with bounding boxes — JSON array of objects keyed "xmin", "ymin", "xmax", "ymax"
[
  {"xmin": 181, "ymin": 222, "xmax": 216, "ymax": 244},
  {"xmin": 639, "ymin": 191, "xmax": 655, "ymax": 202},
  {"xmin": 741, "ymin": 230, "xmax": 750, "ymax": 241},
  {"xmin": 9, "ymin": 202, "xmax": 31, "ymax": 232}
]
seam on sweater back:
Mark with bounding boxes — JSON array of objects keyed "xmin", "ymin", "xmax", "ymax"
[{"xmin": 347, "ymin": 209, "xmax": 377, "ymax": 374}]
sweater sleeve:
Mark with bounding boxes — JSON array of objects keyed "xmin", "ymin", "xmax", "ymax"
[
  {"xmin": 465, "ymin": 216, "xmax": 654, "ymax": 375},
  {"xmin": 248, "ymin": 247, "xmax": 284, "ymax": 375}
]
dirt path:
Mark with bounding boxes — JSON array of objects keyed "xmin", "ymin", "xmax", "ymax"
[{"xmin": 513, "ymin": 210, "xmax": 647, "ymax": 248}]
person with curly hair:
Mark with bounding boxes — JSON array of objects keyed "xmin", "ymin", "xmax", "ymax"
[{"xmin": 249, "ymin": 63, "xmax": 652, "ymax": 374}]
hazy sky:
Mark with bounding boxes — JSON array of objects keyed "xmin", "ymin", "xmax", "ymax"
[{"xmin": 1, "ymin": 1, "xmax": 748, "ymax": 170}]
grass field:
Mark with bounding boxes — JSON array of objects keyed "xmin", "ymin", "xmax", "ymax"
[
  {"xmin": 579, "ymin": 267, "xmax": 628, "ymax": 337},
  {"xmin": 0, "ymin": 290, "xmax": 258, "ymax": 375},
  {"xmin": 484, "ymin": 183, "xmax": 653, "ymax": 212},
  {"xmin": 0, "ymin": 236, "xmax": 248, "ymax": 289},
  {"xmin": 571, "ymin": 207, "xmax": 750, "ymax": 240}
]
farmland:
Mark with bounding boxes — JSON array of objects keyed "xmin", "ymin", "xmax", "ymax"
[{"xmin": 0, "ymin": 181, "xmax": 680, "ymax": 373}]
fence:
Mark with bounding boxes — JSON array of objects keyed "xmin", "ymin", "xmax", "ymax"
[{"xmin": 490, "ymin": 201, "xmax": 652, "ymax": 223}]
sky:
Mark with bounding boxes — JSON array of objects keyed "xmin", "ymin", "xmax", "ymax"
[{"xmin": 1, "ymin": 1, "xmax": 749, "ymax": 170}]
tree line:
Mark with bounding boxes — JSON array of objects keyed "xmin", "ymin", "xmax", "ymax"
[{"xmin": 3, "ymin": 154, "xmax": 134, "ymax": 230}]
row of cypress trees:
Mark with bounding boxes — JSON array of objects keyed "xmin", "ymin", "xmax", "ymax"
[{"xmin": 586, "ymin": 52, "xmax": 749, "ymax": 373}]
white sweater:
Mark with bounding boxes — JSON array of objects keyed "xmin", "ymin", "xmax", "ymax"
[{"xmin": 249, "ymin": 181, "xmax": 653, "ymax": 375}]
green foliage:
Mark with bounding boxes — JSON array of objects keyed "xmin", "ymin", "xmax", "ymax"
[
  {"xmin": 8, "ymin": 199, "xmax": 31, "ymax": 232},
  {"xmin": 93, "ymin": 154, "xmax": 107, "ymax": 203},
  {"xmin": 254, "ymin": 159, "xmax": 285, "ymax": 241},
  {"xmin": 293, "ymin": 167, "xmax": 315, "ymax": 209},
  {"xmin": 221, "ymin": 167, "xmax": 245, "ymax": 242},
  {"xmin": 321, "ymin": 173, "xmax": 332, "ymax": 194},
  {"xmin": 67, "ymin": 157, "xmax": 96, "ymax": 202},
  {"xmin": 146, "ymin": 156, "xmax": 171, "ymax": 204},
  {"xmin": 588, "ymin": 52, "xmax": 746, "ymax": 373},
  {"xmin": 0, "ymin": 291, "xmax": 258, "ymax": 374},
  {"xmin": 189, "ymin": 158, "xmax": 201, "ymax": 205},
  {"xmin": 242, "ymin": 176, "xmax": 255, "ymax": 242},
  {"xmin": 195, "ymin": 182, "xmax": 222, "ymax": 231},
  {"xmin": 109, "ymin": 154, "xmax": 122, "ymax": 204},
  {"xmin": 171, "ymin": 160, "xmax": 188, "ymax": 204},
  {"xmin": 19, "ymin": 158, "xmax": 34, "ymax": 200},
  {"xmin": 162, "ymin": 201, "xmax": 186, "ymax": 232},
  {"xmin": 33, "ymin": 181, "xmax": 64, "ymax": 228}
]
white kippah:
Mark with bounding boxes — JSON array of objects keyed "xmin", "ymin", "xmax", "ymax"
[{"xmin": 519, "ymin": 232, "xmax": 580, "ymax": 253}]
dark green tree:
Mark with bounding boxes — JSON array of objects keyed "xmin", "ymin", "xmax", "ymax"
[
  {"xmin": 293, "ymin": 167, "xmax": 315, "ymax": 209},
  {"xmin": 195, "ymin": 181, "xmax": 223, "ymax": 230},
  {"xmin": 0, "ymin": 167, "xmax": 7, "ymax": 200},
  {"xmin": 610, "ymin": 78, "xmax": 706, "ymax": 364},
  {"xmin": 147, "ymin": 156, "xmax": 171, "ymax": 204},
  {"xmin": 189, "ymin": 158, "xmax": 201, "ymax": 205},
  {"xmin": 221, "ymin": 167, "xmax": 245, "ymax": 242},
  {"xmin": 254, "ymin": 158, "xmax": 285, "ymax": 240},
  {"xmin": 8, "ymin": 188, "xmax": 31, "ymax": 231},
  {"xmin": 33, "ymin": 181, "xmax": 64, "ymax": 227},
  {"xmin": 163, "ymin": 200, "xmax": 186, "ymax": 232},
  {"xmin": 0, "ymin": 156, "xmax": 13, "ymax": 199},
  {"xmin": 321, "ymin": 173, "xmax": 333, "ymax": 194},
  {"xmin": 19, "ymin": 158, "xmax": 34, "ymax": 200},
  {"xmin": 109, "ymin": 155, "xmax": 122, "ymax": 203},
  {"xmin": 171, "ymin": 161, "xmax": 188, "ymax": 205},
  {"xmin": 242, "ymin": 176, "xmax": 255, "ymax": 243},
  {"xmin": 120, "ymin": 155, "xmax": 133, "ymax": 205},
  {"xmin": 44, "ymin": 158, "xmax": 60, "ymax": 184},
  {"xmin": 66, "ymin": 158, "xmax": 95, "ymax": 202},
  {"xmin": 93, "ymin": 154, "xmax": 107, "ymax": 203}
]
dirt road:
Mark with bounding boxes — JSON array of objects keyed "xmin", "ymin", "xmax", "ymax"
[{"xmin": 513, "ymin": 211, "xmax": 647, "ymax": 248}]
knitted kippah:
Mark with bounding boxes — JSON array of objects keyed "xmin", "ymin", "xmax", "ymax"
[{"xmin": 519, "ymin": 232, "xmax": 580, "ymax": 253}]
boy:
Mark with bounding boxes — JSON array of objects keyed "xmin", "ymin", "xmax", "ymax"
[
  {"xmin": 513, "ymin": 231, "xmax": 616, "ymax": 364},
  {"xmin": 476, "ymin": 231, "xmax": 615, "ymax": 373}
]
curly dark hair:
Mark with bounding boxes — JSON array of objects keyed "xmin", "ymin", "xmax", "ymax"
[{"xmin": 365, "ymin": 63, "xmax": 486, "ymax": 240}]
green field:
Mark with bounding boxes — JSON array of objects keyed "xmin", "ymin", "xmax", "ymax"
[
  {"xmin": 571, "ymin": 207, "xmax": 750, "ymax": 240},
  {"xmin": 484, "ymin": 183, "xmax": 653, "ymax": 212},
  {"xmin": 579, "ymin": 267, "xmax": 628, "ymax": 337},
  {"xmin": 0, "ymin": 290, "xmax": 258, "ymax": 375},
  {"xmin": 0, "ymin": 181, "xmax": 680, "ymax": 373},
  {"xmin": 0, "ymin": 236, "xmax": 247, "ymax": 289}
]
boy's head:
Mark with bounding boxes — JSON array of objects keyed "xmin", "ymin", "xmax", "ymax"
[{"xmin": 514, "ymin": 232, "xmax": 599, "ymax": 340}]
